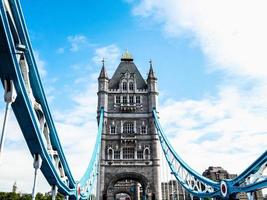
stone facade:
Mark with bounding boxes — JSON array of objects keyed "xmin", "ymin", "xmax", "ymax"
[{"xmin": 97, "ymin": 52, "xmax": 161, "ymax": 200}]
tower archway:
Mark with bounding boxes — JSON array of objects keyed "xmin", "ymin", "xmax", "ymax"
[{"xmin": 104, "ymin": 172, "xmax": 149, "ymax": 200}]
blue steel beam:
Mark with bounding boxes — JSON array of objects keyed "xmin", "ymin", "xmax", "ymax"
[
  {"xmin": 153, "ymin": 110, "xmax": 221, "ymax": 198},
  {"xmin": 9, "ymin": 0, "xmax": 76, "ymax": 189},
  {"xmin": 0, "ymin": 0, "xmax": 77, "ymax": 197},
  {"xmin": 153, "ymin": 109, "xmax": 267, "ymax": 199},
  {"xmin": 0, "ymin": 0, "xmax": 104, "ymax": 198}
]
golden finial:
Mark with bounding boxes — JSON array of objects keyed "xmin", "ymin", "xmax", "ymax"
[{"xmin": 121, "ymin": 49, "xmax": 133, "ymax": 60}]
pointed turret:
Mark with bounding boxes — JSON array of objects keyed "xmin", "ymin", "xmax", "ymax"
[
  {"xmin": 98, "ymin": 58, "xmax": 108, "ymax": 79},
  {"xmin": 147, "ymin": 59, "xmax": 157, "ymax": 80},
  {"xmin": 97, "ymin": 58, "xmax": 109, "ymax": 111},
  {"xmin": 147, "ymin": 59, "xmax": 158, "ymax": 112}
]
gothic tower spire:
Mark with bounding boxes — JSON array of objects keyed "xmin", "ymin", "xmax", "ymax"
[
  {"xmin": 147, "ymin": 59, "xmax": 157, "ymax": 80},
  {"xmin": 98, "ymin": 58, "xmax": 108, "ymax": 79},
  {"xmin": 97, "ymin": 58, "xmax": 109, "ymax": 111}
]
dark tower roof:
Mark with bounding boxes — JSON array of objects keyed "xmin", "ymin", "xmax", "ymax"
[
  {"xmin": 147, "ymin": 60, "xmax": 157, "ymax": 80},
  {"xmin": 98, "ymin": 58, "xmax": 108, "ymax": 79},
  {"xmin": 109, "ymin": 51, "xmax": 147, "ymax": 89}
]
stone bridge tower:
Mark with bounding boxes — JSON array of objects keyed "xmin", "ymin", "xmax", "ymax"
[{"xmin": 97, "ymin": 51, "xmax": 161, "ymax": 200}]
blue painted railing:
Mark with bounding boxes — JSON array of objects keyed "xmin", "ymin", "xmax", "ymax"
[
  {"xmin": 153, "ymin": 109, "xmax": 267, "ymax": 199},
  {"xmin": 0, "ymin": 0, "xmax": 102, "ymax": 199}
]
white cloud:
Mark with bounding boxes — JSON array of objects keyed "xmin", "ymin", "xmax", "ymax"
[
  {"xmin": 158, "ymin": 84, "xmax": 267, "ymax": 195},
  {"xmin": 131, "ymin": 0, "xmax": 267, "ymax": 194},
  {"xmin": 0, "ymin": 110, "xmax": 50, "ymax": 193},
  {"xmin": 92, "ymin": 44, "xmax": 121, "ymax": 70},
  {"xmin": 132, "ymin": 0, "xmax": 267, "ymax": 79},
  {"xmin": 34, "ymin": 50, "xmax": 47, "ymax": 78},
  {"xmin": 51, "ymin": 79, "xmax": 99, "ymax": 179},
  {"xmin": 67, "ymin": 34, "xmax": 88, "ymax": 52},
  {"xmin": 0, "ymin": 70, "xmax": 99, "ymax": 193},
  {"xmin": 0, "ymin": 80, "xmax": 99, "ymax": 193}
]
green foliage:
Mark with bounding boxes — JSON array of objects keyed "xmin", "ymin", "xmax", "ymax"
[{"xmin": 0, "ymin": 192, "xmax": 64, "ymax": 200}]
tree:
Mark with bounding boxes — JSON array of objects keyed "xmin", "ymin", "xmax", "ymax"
[{"xmin": 0, "ymin": 192, "xmax": 64, "ymax": 200}]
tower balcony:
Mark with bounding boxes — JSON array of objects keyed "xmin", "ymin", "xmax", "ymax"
[
  {"xmin": 120, "ymin": 134, "xmax": 137, "ymax": 145},
  {"xmin": 114, "ymin": 103, "xmax": 143, "ymax": 112},
  {"xmin": 120, "ymin": 103, "xmax": 137, "ymax": 111}
]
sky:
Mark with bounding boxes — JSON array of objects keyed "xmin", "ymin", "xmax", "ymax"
[{"xmin": 0, "ymin": 0, "xmax": 266, "ymax": 195}]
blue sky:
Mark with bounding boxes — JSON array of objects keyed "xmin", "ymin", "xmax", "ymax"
[
  {"xmin": 0, "ymin": 0, "xmax": 266, "ymax": 194},
  {"xmin": 22, "ymin": 0, "xmax": 221, "ymax": 104}
]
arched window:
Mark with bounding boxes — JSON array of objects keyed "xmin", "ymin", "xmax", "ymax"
[
  {"xmin": 122, "ymin": 82, "xmax": 127, "ymax": 91},
  {"xmin": 123, "ymin": 122, "xmax": 134, "ymax": 134},
  {"xmin": 129, "ymin": 82, "xmax": 134, "ymax": 91},
  {"xmin": 144, "ymin": 148, "xmax": 150, "ymax": 160},
  {"xmin": 108, "ymin": 148, "xmax": 113, "ymax": 160}
]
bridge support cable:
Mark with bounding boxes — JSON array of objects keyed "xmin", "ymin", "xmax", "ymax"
[
  {"xmin": 153, "ymin": 109, "xmax": 267, "ymax": 199},
  {"xmin": 247, "ymin": 192, "xmax": 254, "ymax": 200},
  {"xmin": 153, "ymin": 109, "xmax": 221, "ymax": 198},
  {"xmin": 31, "ymin": 154, "xmax": 42, "ymax": 200},
  {"xmin": 167, "ymin": 161, "xmax": 171, "ymax": 200},
  {"xmin": 51, "ymin": 185, "xmax": 58, "ymax": 200},
  {"xmin": 79, "ymin": 107, "xmax": 104, "ymax": 200},
  {"xmin": 160, "ymin": 144, "xmax": 168, "ymax": 200},
  {"xmin": 182, "ymin": 187, "xmax": 185, "ymax": 200},
  {"xmin": 0, "ymin": 80, "xmax": 17, "ymax": 163}
]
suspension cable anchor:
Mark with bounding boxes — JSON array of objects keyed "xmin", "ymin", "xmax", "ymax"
[
  {"xmin": 15, "ymin": 43, "xmax": 26, "ymax": 52},
  {"xmin": 51, "ymin": 185, "xmax": 58, "ymax": 200},
  {"xmin": 0, "ymin": 80, "xmax": 17, "ymax": 164},
  {"xmin": 31, "ymin": 153, "xmax": 42, "ymax": 200}
]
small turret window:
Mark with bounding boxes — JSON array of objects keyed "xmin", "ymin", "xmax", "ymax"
[
  {"xmin": 136, "ymin": 96, "xmax": 141, "ymax": 104},
  {"xmin": 110, "ymin": 125, "xmax": 116, "ymax": 134},
  {"xmin": 122, "ymin": 82, "xmax": 127, "ymax": 91},
  {"xmin": 129, "ymin": 82, "xmax": 134, "ymax": 91},
  {"xmin": 123, "ymin": 96, "xmax": 127, "ymax": 104},
  {"xmin": 129, "ymin": 96, "xmax": 134, "ymax": 104},
  {"xmin": 115, "ymin": 96, "xmax": 121, "ymax": 104},
  {"xmin": 114, "ymin": 150, "xmax": 120, "ymax": 159},
  {"xmin": 141, "ymin": 125, "xmax": 147, "ymax": 134},
  {"xmin": 137, "ymin": 150, "xmax": 144, "ymax": 159}
]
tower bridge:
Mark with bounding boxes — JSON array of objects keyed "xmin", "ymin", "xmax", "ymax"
[
  {"xmin": 0, "ymin": 0, "xmax": 266, "ymax": 200},
  {"xmin": 97, "ymin": 52, "xmax": 160, "ymax": 200}
]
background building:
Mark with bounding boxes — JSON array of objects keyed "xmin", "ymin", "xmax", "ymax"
[{"xmin": 161, "ymin": 180, "xmax": 192, "ymax": 200}]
